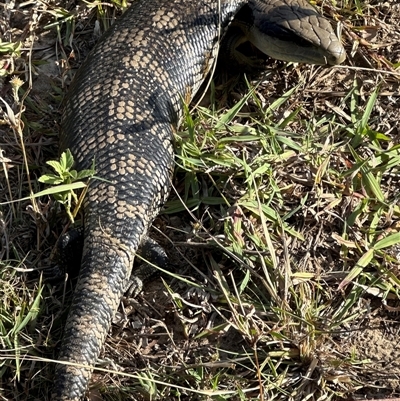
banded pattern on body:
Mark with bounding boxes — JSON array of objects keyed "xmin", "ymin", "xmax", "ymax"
[{"xmin": 53, "ymin": 0, "xmax": 345, "ymax": 399}]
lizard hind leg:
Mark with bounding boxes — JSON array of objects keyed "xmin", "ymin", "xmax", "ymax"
[
  {"xmin": 125, "ymin": 235, "xmax": 170, "ymax": 298},
  {"xmin": 45, "ymin": 226, "xmax": 85, "ymax": 284}
]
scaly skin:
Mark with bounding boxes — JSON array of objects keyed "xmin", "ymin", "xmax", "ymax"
[{"xmin": 53, "ymin": 0, "xmax": 345, "ymax": 399}]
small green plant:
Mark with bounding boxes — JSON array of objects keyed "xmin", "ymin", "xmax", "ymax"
[
  {"xmin": 38, "ymin": 149, "xmax": 95, "ymax": 222},
  {"xmin": 0, "ymin": 39, "xmax": 21, "ymax": 55},
  {"xmin": 0, "ymin": 40, "xmax": 22, "ymax": 77}
]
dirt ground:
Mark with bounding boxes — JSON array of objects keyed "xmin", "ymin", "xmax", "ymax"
[{"xmin": 1, "ymin": 0, "xmax": 400, "ymax": 400}]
